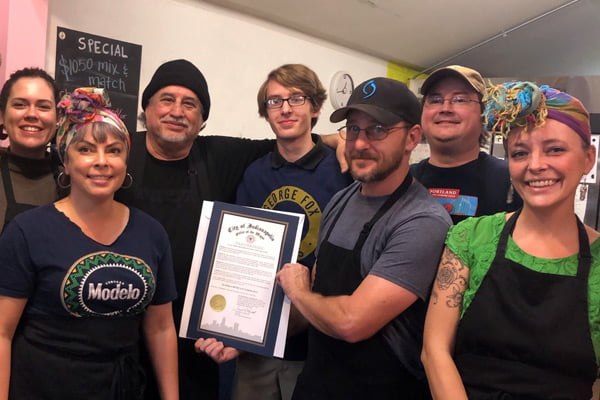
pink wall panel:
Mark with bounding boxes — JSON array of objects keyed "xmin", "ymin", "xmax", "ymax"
[{"xmin": 0, "ymin": 0, "xmax": 48, "ymax": 85}]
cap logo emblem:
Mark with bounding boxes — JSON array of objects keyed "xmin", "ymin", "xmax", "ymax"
[{"xmin": 362, "ymin": 79, "xmax": 377, "ymax": 99}]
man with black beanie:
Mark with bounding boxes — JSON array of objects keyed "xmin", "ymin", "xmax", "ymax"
[{"xmin": 117, "ymin": 59, "xmax": 274, "ymax": 400}]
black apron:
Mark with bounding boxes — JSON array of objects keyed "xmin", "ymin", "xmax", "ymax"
[
  {"xmin": 293, "ymin": 173, "xmax": 430, "ymax": 400},
  {"xmin": 455, "ymin": 210, "xmax": 597, "ymax": 400},
  {"xmin": 1, "ymin": 156, "xmax": 36, "ymax": 231},
  {"xmin": 10, "ymin": 317, "xmax": 145, "ymax": 400}
]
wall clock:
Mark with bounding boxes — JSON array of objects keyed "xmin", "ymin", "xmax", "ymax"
[{"xmin": 330, "ymin": 71, "xmax": 354, "ymax": 109}]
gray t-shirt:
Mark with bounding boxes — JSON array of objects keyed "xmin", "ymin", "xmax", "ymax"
[{"xmin": 316, "ymin": 180, "xmax": 452, "ymax": 378}]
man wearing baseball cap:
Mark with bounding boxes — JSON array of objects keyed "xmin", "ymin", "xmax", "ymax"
[
  {"xmin": 411, "ymin": 65, "xmax": 520, "ymax": 224},
  {"xmin": 117, "ymin": 59, "xmax": 275, "ymax": 400},
  {"xmin": 276, "ymin": 78, "xmax": 451, "ymax": 399}
]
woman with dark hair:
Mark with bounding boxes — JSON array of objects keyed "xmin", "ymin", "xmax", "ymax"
[
  {"xmin": 0, "ymin": 67, "xmax": 60, "ymax": 229},
  {"xmin": 0, "ymin": 88, "xmax": 179, "ymax": 400},
  {"xmin": 422, "ymin": 82, "xmax": 599, "ymax": 400}
]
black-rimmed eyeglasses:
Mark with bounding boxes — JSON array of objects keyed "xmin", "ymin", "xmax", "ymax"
[
  {"xmin": 337, "ymin": 124, "xmax": 409, "ymax": 141},
  {"xmin": 265, "ymin": 95, "xmax": 312, "ymax": 109}
]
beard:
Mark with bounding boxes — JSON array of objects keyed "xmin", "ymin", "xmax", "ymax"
[{"xmin": 346, "ymin": 149, "xmax": 404, "ymax": 183}]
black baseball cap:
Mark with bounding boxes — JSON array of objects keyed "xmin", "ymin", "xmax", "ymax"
[{"xmin": 330, "ymin": 77, "xmax": 420, "ymax": 126}]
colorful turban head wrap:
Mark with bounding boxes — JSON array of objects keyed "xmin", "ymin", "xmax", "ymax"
[
  {"xmin": 56, "ymin": 87, "xmax": 130, "ymax": 162},
  {"xmin": 483, "ymin": 81, "xmax": 591, "ymax": 146}
]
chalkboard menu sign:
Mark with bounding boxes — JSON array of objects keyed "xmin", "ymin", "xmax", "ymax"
[{"xmin": 55, "ymin": 27, "xmax": 142, "ymax": 134}]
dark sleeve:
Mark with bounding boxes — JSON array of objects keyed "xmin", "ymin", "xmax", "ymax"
[
  {"xmin": 200, "ymin": 136, "xmax": 275, "ymax": 203},
  {"xmin": 0, "ymin": 222, "xmax": 35, "ymax": 298}
]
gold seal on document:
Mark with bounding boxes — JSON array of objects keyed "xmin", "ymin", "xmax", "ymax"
[{"xmin": 209, "ymin": 294, "xmax": 226, "ymax": 311}]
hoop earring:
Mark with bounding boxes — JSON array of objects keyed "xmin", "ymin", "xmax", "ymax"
[
  {"xmin": 121, "ymin": 173, "xmax": 133, "ymax": 189},
  {"xmin": 580, "ymin": 174, "xmax": 588, "ymax": 201},
  {"xmin": 57, "ymin": 172, "xmax": 71, "ymax": 189},
  {"xmin": 506, "ymin": 181, "xmax": 514, "ymax": 204}
]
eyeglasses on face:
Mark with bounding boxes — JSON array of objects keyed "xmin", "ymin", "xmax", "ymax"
[
  {"xmin": 337, "ymin": 124, "xmax": 409, "ymax": 141},
  {"xmin": 265, "ymin": 95, "xmax": 312, "ymax": 109},
  {"xmin": 423, "ymin": 95, "xmax": 480, "ymax": 108}
]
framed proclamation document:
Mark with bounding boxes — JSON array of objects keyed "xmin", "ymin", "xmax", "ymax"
[{"xmin": 180, "ymin": 201, "xmax": 304, "ymax": 358}]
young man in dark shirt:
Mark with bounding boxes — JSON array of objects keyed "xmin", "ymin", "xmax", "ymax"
[{"xmin": 197, "ymin": 64, "xmax": 351, "ymax": 400}]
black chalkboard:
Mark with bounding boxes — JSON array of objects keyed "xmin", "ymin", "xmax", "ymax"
[{"xmin": 54, "ymin": 27, "xmax": 142, "ymax": 134}]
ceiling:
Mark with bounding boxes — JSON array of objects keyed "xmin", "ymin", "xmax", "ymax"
[{"xmin": 201, "ymin": 0, "xmax": 600, "ymax": 78}]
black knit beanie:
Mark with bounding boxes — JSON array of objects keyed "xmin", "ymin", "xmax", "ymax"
[{"xmin": 141, "ymin": 59, "xmax": 211, "ymax": 120}]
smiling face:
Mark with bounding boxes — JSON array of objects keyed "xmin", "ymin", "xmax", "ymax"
[
  {"xmin": 63, "ymin": 123, "xmax": 128, "ymax": 201},
  {"xmin": 507, "ymin": 119, "xmax": 596, "ymax": 212},
  {"xmin": 420, "ymin": 76, "xmax": 482, "ymax": 157},
  {"xmin": 0, "ymin": 77, "xmax": 57, "ymax": 158},
  {"xmin": 144, "ymin": 85, "xmax": 204, "ymax": 158},
  {"xmin": 264, "ymin": 80, "xmax": 320, "ymax": 143}
]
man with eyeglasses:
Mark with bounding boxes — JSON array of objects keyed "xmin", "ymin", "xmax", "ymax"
[
  {"xmin": 411, "ymin": 65, "xmax": 520, "ymax": 224},
  {"xmin": 196, "ymin": 64, "xmax": 351, "ymax": 400},
  {"xmin": 275, "ymin": 77, "xmax": 452, "ymax": 399}
]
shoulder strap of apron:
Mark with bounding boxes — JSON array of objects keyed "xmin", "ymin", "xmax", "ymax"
[
  {"xmin": 321, "ymin": 172, "xmax": 413, "ymax": 248},
  {"xmin": 0, "ymin": 155, "xmax": 16, "ymax": 205},
  {"xmin": 575, "ymin": 215, "xmax": 592, "ymax": 279},
  {"xmin": 354, "ymin": 172, "xmax": 413, "ymax": 251}
]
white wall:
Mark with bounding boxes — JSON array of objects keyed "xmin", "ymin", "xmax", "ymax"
[{"xmin": 46, "ymin": 0, "xmax": 388, "ymax": 139}]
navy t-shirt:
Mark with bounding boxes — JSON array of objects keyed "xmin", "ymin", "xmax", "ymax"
[{"xmin": 0, "ymin": 204, "xmax": 176, "ymax": 318}]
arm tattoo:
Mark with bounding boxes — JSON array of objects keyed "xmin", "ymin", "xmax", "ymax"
[{"xmin": 432, "ymin": 247, "xmax": 468, "ymax": 309}]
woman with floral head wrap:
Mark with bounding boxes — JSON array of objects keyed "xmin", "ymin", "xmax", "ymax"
[
  {"xmin": 0, "ymin": 67, "xmax": 60, "ymax": 230},
  {"xmin": 0, "ymin": 88, "xmax": 178, "ymax": 400},
  {"xmin": 422, "ymin": 81, "xmax": 599, "ymax": 399}
]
